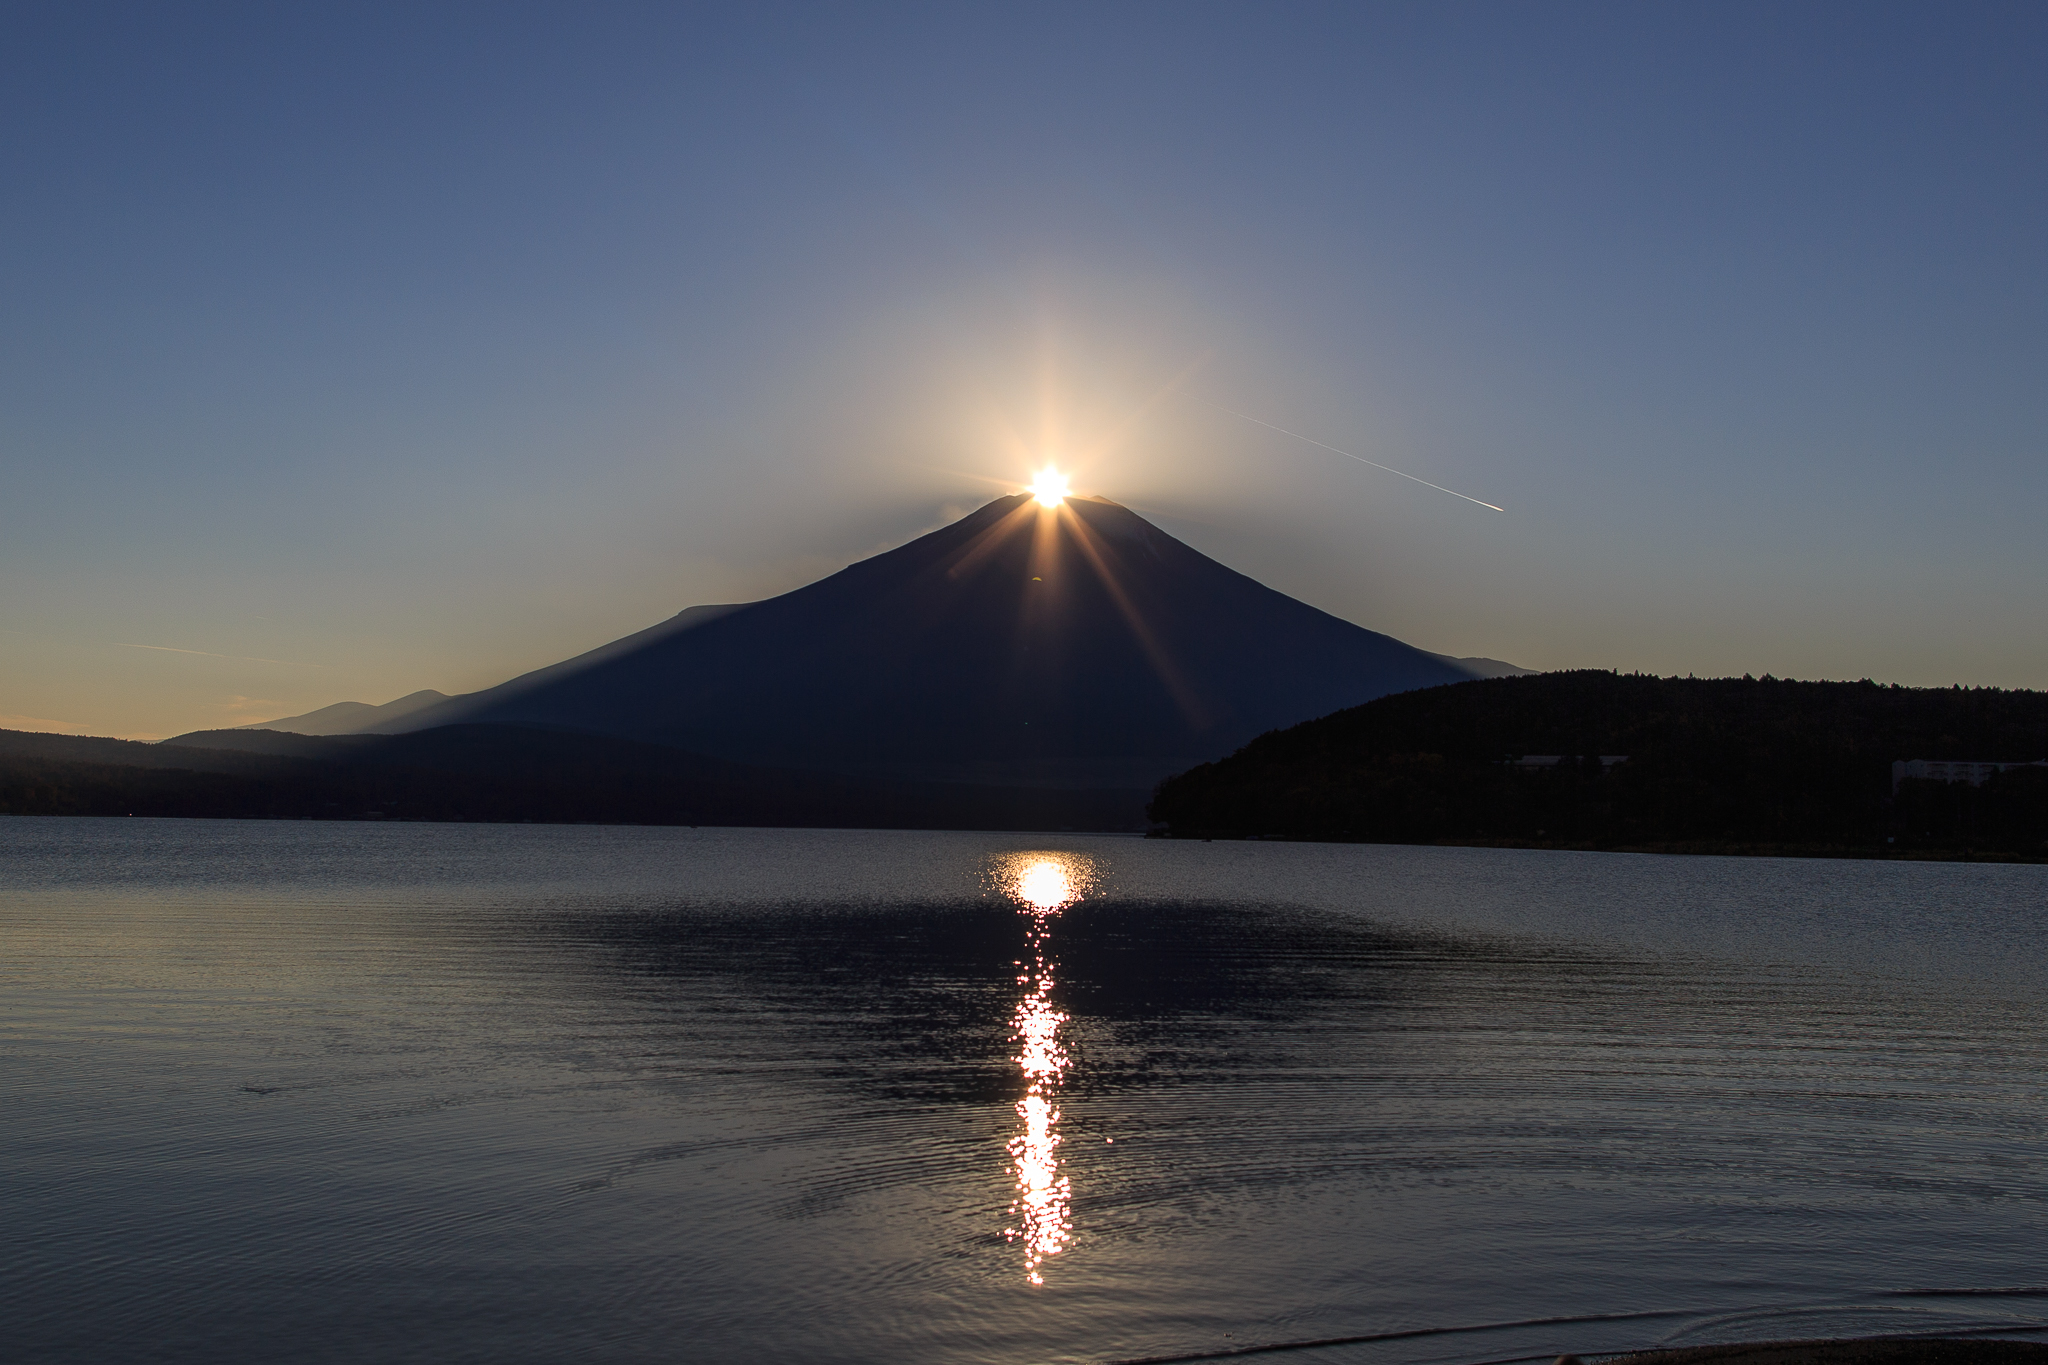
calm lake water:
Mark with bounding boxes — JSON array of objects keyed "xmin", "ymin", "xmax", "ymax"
[{"xmin": 7, "ymin": 818, "xmax": 2048, "ymax": 1365}]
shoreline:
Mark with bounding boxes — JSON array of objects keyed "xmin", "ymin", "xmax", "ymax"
[{"xmin": 1149, "ymin": 831, "xmax": 2048, "ymax": 864}]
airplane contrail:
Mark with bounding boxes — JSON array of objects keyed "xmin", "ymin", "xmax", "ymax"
[
  {"xmin": 118, "ymin": 642, "xmax": 322, "ymax": 667},
  {"xmin": 1212, "ymin": 404, "xmax": 1505, "ymax": 512}
]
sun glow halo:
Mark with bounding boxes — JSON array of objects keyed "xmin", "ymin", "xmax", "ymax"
[{"xmin": 1028, "ymin": 468, "xmax": 1070, "ymax": 508}]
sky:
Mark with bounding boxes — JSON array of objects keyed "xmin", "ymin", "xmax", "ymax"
[{"xmin": 4, "ymin": 1, "xmax": 2045, "ymax": 739}]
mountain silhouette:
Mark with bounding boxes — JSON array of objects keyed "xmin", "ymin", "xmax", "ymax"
[
  {"xmin": 336, "ymin": 494, "xmax": 1482, "ymax": 789},
  {"xmin": 237, "ymin": 689, "xmax": 450, "ymax": 736}
]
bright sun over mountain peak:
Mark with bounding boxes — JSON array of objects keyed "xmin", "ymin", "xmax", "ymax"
[{"xmin": 1028, "ymin": 469, "xmax": 1069, "ymax": 507}]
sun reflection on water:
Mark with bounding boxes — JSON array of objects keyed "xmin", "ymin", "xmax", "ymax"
[{"xmin": 993, "ymin": 852, "xmax": 1091, "ymax": 1285}]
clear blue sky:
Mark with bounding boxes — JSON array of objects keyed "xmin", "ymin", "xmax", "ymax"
[{"xmin": 5, "ymin": 2, "xmax": 2045, "ymax": 737}]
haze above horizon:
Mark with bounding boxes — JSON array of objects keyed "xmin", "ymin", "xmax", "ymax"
[{"xmin": 5, "ymin": 2, "xmax": 2045, "ymax": 739}]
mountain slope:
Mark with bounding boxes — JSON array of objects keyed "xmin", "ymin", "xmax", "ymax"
[
  {"xmin": 366, "ymin": 494, "xmax": 1480, "ymax": 787},
  {"xmin": 241, "ymin": 607, "xmax": 754, "ymax": 737}
]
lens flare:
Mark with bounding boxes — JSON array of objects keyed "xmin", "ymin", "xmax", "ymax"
[{"xmin": 1028, "ymin": 468, "xmax": 1069, "ymax": 507}]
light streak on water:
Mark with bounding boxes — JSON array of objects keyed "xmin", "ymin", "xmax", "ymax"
[{"xmin": 996, "ymin": 852, "xmax": 1091, "ymax": 1285}]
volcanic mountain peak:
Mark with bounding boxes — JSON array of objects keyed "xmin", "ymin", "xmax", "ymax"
[{"xmin": 336, "ymin": 493, "xmax": 1482, "ymax": 789}]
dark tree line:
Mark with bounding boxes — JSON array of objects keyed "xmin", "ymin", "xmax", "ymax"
[
  {"xmin": 0, "ymin": 725, "xmax": 1147, "ymax": 832},
  {"xmin": 1148, "ymin": 672, "xmax": 2048, "ymax": 860}
]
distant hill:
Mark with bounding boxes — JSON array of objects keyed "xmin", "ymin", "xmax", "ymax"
[
  {"xmin": 1148, "ymin": 671, "xmax": 2048, "ymax": 860},
  {"xmin": 236, "ymin": 689, "xmax": 450, "ymax": 736},
  {"xmin": 335, "ymin": 495, "xmax": 1486, "ymax": 789},
  {"xmin": 1430, "ymin": 654, "xmax": 1534, "ymax": 679}
]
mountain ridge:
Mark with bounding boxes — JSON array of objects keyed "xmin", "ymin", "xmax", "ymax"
[{"xmin": 236, "ymin": 689, "xmax": 451, "ymax": 736}]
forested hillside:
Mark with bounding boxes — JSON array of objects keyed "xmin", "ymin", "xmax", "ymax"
[
  {"xmin": 1148, "ymin": 672, "xmax": 2048, "ymax": 860},
  {"xmin": 0, "ymin": 725, "xmax": 1146, "ymax": 832}
]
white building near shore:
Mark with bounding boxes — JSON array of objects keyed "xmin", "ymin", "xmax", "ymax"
[{"xmin": 1892, "ymin": 758, "xmax": 2048, "ymax": 793}]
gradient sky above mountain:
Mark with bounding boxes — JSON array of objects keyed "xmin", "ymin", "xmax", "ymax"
[{"xmin": 5, "ymin": 2, "xmax": 2045, "ymax": 738}]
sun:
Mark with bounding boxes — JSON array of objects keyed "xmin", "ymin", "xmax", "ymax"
[{"xmin": 1028, "ymin": 468, "xmax": 1069, "ymax": 508}]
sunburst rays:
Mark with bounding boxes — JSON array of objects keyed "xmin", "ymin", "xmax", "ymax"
[{"xmin": 934, "ymin": 491, "xmax": 1211, "ymax": 732}]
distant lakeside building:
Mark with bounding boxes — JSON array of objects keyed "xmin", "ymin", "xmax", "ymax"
[
  {"xmin": 1892, "ymin": 758, "xmax": 2048, "ymax": 793},
  {"xmin": 1509, "ymin": 755, "xmax": 1629, "ymax": 771},
  {"xmin": 1501, "ymin": 755, "xmax": 2046, "ymax": 792}
]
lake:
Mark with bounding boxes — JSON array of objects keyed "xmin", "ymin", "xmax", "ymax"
[{"xmin": 6, "ymin": 818, "xmax": 2048, "ymax": 1365}]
